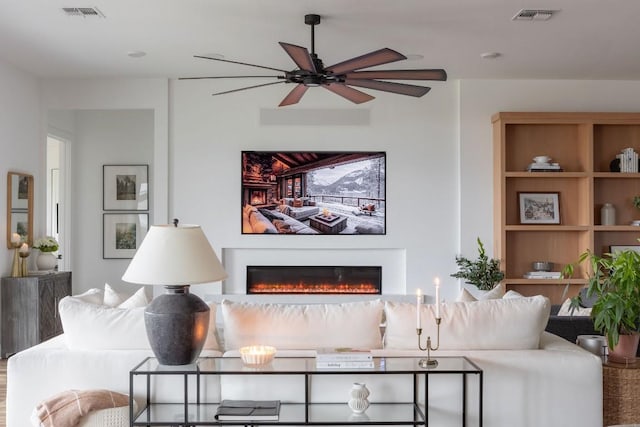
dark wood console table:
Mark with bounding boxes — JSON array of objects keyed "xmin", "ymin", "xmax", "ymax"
[{"xmin": 1, "ymin": 271, "xmax": 71, "ymax": 357}]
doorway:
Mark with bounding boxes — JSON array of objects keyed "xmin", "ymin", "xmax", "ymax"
[{"xmin": 46, "ymin": 135, "xmax": 70, "ymax": 272}]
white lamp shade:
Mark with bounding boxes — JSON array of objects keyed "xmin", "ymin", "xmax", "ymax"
[{"xmin": 122, "ymin": 224, "xmax": 227, "ymax": 286}]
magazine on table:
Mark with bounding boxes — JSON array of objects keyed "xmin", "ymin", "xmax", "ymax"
[{"xmin": 215, "ymin": 400, "xmax": 281, "ymax": 420}]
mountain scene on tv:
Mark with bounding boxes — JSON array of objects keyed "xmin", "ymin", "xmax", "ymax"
[{"xmin": 242, "ymin": 151, "xmax": 386, "ymax": 235}]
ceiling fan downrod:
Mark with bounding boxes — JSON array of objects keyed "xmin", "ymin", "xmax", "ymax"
[{"xmin": 304, "ymin": 14, "xmax": 324, "ymax": 72}]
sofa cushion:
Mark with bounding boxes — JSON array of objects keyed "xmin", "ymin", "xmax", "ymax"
[
  {"xmin": 221, "ymin": 299, "xmax": 384, "ymax": 350},
  {"xmin": 59, "ymin": 297, "xmax": 220, "ymax": 351},
  {"xmin": 384, "ymin": 295, "xmax": 550, "ymax": 350}
]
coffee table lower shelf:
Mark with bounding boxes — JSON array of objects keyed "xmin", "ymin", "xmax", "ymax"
[{"xmin": 133, "ymin": 402, "xmax": 426, "ymax": 426}]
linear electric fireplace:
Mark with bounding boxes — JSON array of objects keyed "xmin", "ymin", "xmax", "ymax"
[{"xmin": 247, "ymin": 266, "xmax": 382, "ymax": 294}]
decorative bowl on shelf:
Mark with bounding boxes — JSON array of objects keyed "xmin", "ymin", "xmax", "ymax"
[
  {"xmin": 239, "ymin": 345, "xmax": 276, "ymax": 366},
  {"xmin": 532, "ymin": 261, "xmax": 554, "ymax": 272}
]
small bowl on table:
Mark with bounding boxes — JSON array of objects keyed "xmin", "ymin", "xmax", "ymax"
[{"xmin": 239, "ymin": 345, "xmax": 276, "ymax": 366}]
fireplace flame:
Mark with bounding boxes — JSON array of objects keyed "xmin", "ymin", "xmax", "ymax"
[{"xmin": 248, "ymin": 282, "xmax": 379, "ymax": 294}]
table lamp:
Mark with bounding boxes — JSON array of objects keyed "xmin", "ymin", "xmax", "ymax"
[{"xmin": 122, "ymin": 220, "xmax": 227, "ymax": 365}]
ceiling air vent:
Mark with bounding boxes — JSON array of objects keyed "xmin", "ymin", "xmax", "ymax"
[
  {"xmin": 512, "ymin": 9, "xmax": 557, "ymax": 21},
  {"xmin": 62, "ymin": 7, "xmax": 105, "ymax": 18}
]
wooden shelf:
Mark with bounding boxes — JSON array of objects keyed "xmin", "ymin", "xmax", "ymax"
[{"xmin": 493, "ymin": 112, "xmax": 640, "ymax": 304}]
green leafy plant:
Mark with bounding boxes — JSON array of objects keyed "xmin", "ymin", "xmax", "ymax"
[
  {"xmin": 33, "ymin": 236, "xmax": 59, "ymax": 252},
  {"xmin": 451, "ymin": 237, "xmax": 504, "ymax": 290},
  {"xmin": 570, "ymin": 249, "xmax": 640, "ymax": 350},
  {"xmin": 633, "ymin": 196, "xmax": 640, "ymax": 210}
]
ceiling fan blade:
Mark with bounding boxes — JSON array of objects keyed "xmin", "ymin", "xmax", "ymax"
[
  {"xmin": 279, "ymin": 42, "xmax": 317, "ymax": 72},
  {"xmin": 279, "ymin": 84, "xmax": 309, "ymax": 107},
  {"xmin": 344, "ymin": 69, "xmax": 447, "ymax": 81},
  {"xmin": 326, "ymin": 48, "xmax": 406, "ymax": 75},
  {"xmin": 345, "ymin": 79, "xmax": 430, "ymax": 97},
  {"xmin": 322, "ymin": 83, "xmax": 375, "ymax": 104},
  {"xmin": 211, "ymin": 81, "xmax": 286, "ymax": 97},
  {"xmin": 180, "ymin": 75, "xmax": 281, "ymax": 80},
  {"xmin": 194, "ymin": 55, "xmax": 289, "ymax": 73}
]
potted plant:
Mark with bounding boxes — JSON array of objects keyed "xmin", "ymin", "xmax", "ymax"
[
  {"xmin": 33, "ymin": 236, "xmax": 59, "ymax": 271},
  {"xmin": 571, "ymin": 248, "xmax": 640, "ymax": 361},
  {"xmin": 451, "ymin": 237, "xmax": 504, "ymax": 291}
]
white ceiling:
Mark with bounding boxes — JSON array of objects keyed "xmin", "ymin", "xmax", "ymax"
[{"xmin": 1, "ymin": 0, "xmax": 640, "ymax": 81}]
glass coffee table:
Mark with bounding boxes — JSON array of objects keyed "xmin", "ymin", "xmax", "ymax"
[{"xmin": 130, "ymin": 356, "xmax": 483, "ymax": 427}]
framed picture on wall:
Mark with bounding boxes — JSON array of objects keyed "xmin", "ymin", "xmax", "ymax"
[
  {"xmin": 609, "ymin": 245, "xmax": 640, "ymax": 255},
  {"xmin": 103, "ymin": 213, "xmax": 149, "ymax": 259},
  {"xmin": 103, "ymin": 164, "xmax": 149, "ymax": 211},
  {"xmin": 518, "ymin": 192, "xmax": 561, "ymax": 224},
  {"xmin": 241, "ymin": 151, "xmax": 386, "ymax": 235}
]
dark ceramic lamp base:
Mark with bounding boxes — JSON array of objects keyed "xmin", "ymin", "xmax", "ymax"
[{"xmin": 144, "ymin": 285, "xmax": 210, "ymax": 365}]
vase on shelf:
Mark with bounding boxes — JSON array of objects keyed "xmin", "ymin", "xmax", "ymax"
[
  {"xmin": 36, "ymin": 252, "xmax": 57, "ymax": 271},
  {"xmin": 347, "ymin": 382, "xmax": 370, "ymax": 414},
  {"xmin": 601, "ymin": 203, "xmax": 616, "ymax": 226}
]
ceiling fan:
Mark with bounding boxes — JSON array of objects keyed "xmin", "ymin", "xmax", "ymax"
[{"xmin": 181, "ymin": 14, "xmax": 447, "ymax": 107}]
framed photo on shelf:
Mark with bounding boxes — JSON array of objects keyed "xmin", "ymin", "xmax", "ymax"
[
  {"xmin": 103, "ymin": 213, "xmax": 149, "ymax": 259},
  {"xmin": 609, "ymin": 245, "xmax": 640, "ymax": 255},
  {"xmin": 103, "ymin": 165, "xmax": 149, "ymax": 211},
  {"xmin": 518, "ymin": 192, "xmax": 560, "ymax": 224}
]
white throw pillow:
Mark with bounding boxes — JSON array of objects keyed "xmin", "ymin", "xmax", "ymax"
[
  {"xmin": 117, "ymin": 287, "xmax": 149, "ymax": 309},
  {"xmin": 503, "ymin": 290, "xmax": 525, "ymax": 299},
  {"xmin": 384, "ymin": 295, "xmax": 550, "ymax": 350},
  {"xmin": 221, "ymin": 299, "xmax": 384, "ymax": 350},
  {"xmin": 103, "ymin": 283, "xmax": 127, "ymax": 307},
  {"xmin": 456, "ymin": 283, "xmax": 505, "ymax": 302},
  {"xmin": 70, "ymin": 288, "xmax": 104, "ymax": 305},
  {"xmin": 456, "ymin": 288, "xmax": 477, "ymax": 302},
  {"xmin": 557, "ymin": 298, "xmax": 591, "ymax": 316},
  {"xmin": 59, "ymin": 297, "xmax": 220, "ymax": 351}
]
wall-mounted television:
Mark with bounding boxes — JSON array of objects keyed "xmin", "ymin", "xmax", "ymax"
[{"xmin": 241, "ymin": 151, "xmax": 386, "ymax": 235}]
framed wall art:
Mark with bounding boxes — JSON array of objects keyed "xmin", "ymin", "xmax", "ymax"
[
  {"xmin": 103, "ymin": 164, "xmax": 149, "ymax": 211},
  {"xmin": 241, "ymin": 151, "xmax": 386, "ymax": 235},
  {"xmin": 103, "ymin": 213, "xmax": 149, "ymax": 259},
  {"xmin": 518, "ymin": 192, "xmax": 561, "ymax": 224},
  {"xmin": 609, "ymin": 245, "xmax": 640, "ymax": 255}
]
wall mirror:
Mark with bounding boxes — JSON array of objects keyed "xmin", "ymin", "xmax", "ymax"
[{"xmin": 6, "ymin": 172, "xmax": 34, "ymax": 248}]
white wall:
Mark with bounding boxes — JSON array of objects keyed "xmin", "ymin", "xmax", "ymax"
[
  {"xmin": 0, "ymin": 59, "xmax": 41, "ymax": 275},
  {"xmin": 42, "ymin": 79, "xmax": 169, "ymax": 295},
  {"xmin": 71, "ymin": 110, "xmax": 154, "ymax": 292},
  {"xmin": 459, "ymin": 79, "xmax": 640, "ymax": 259},
  {"xmin": 171, "ymin": 79, "xmax": 460, "ymax": 302}
]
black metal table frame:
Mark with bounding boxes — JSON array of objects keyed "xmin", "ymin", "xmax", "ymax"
[{"xmin": 129, "ymin": 356, "xmax": 483, "ymax": 427}]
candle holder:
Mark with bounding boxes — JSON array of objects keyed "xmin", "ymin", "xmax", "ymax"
[
  {"xmin": 416, "ymin": 317, "xmax": 441, "ymax": 368},
  {"xmin": 19, "ymin": 249, "xmax": 30, "ymax": 277},
  {"xmin": 11, "ymin": 241, "xmax": 21, "ymax": 277}
]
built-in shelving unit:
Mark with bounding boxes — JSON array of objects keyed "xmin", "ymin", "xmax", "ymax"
[{"xmin": 493, "ymin": 112, "xmax": 640, "ymax": 303}]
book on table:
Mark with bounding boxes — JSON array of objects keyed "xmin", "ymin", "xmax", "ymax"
[
  {"xmin": 315, "ymin": 347, "xmax": 373, "ymax": 362},
  {"xmin": 214, "ymin": 400, "xmax": 281, "ymax": 420},
  {"xmin": 315, "ymin": 360, "xmax": 375, "ymax": 369}
]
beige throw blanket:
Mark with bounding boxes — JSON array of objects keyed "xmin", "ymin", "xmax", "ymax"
[{"xmin": 31, "ymin": 389, "xmax": 129, "ymax": 427}]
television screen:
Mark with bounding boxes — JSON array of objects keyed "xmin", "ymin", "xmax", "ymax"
[{"xmin": 241, "ymin": 151, "xmax": 386, "ymax": 235}]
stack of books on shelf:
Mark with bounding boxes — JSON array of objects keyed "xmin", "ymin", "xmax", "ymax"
[
  {"xmin": 215, "ymin": 400, "xmax": 281, "ymax": 421},
  {"xmin": 616, "ymin": 147, "xmax": 639, "ymax": 173},
  {"xmin": 523, "ymin": 271, "xmax": 562, "ymax": 279},
  {"xmin": 526, "ymin": 162, "xmax": 563, "ymax": 172},
  {"xmin": 315, "ymin": 348, "xmax": 374, "ymax": 369}
]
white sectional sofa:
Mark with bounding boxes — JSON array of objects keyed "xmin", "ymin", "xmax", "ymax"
[{"xmin": 7, "ymin": 293, "xmax": 603, "ymax": 427}]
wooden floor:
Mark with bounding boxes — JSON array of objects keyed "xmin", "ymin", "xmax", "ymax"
[{"xmin": 0, "ymin": 359, "xmax": 6, "ymax": 427}]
